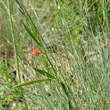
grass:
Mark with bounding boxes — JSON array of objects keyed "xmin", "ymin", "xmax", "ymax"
[{"xmin": 0, "ymin": 0, "xmax": 110, "ymax": 110}]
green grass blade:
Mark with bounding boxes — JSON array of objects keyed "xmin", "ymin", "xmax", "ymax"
[
  {"xmin": 45, "ymin": 53, "xmax": 58, "ymax": 78},
  {"xmin": 22, "ymin": 21, "xmax": 41, "ymax": 46},
  {"xmin": 19, "ymin": 4, "xmax": 44, "ymax": 48},
  {"xmin": 24, "ymin": 7, "xmax": 43, "ymax": 45},
  {"xmin": 13, "ymin": 78, "xmax": 56, "ymax": 88},
  {"xmin": 34, "ymin": 68, "xmax": 57, "ymax": 79}
]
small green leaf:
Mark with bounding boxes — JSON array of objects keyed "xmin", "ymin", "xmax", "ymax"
[
  {"xmin": 22, "ymin": 21, "xmax": 41, "ymax": 46},
  {"xmin": 34, "ymin": 68, "xmax": 57, "ymax": 79},
  {"xmin": 23, "ymin": 6, "xmax": 44, "ymax": 48},
  {"xmin": 13, "ymin": 78, "xmax": 56, "ymax": 88}
]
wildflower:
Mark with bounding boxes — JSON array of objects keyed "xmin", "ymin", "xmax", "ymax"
[{"xmin": 31, "ymin": 48, "xmax": 41, "ymax": 55}]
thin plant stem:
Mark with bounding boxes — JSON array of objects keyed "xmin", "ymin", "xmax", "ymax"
[
  {"xmin": 8, "ymin": 0, "xmax": 28, "ymax": 109},
  {"xmin": 8, "ymin": 0, "xmax": 21, "ymax": 84}
]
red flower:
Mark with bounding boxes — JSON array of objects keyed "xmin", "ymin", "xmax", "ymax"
[{"xmin": 31, "ymin": 48, "xmax": 40, "ymax": 55}]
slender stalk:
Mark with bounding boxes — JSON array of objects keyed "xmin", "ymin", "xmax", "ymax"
[
  {"xmin": 8, "ymin": 0, "xmax": 21, "ymax": 84},
  {"xmin": 8, "ymin": 0, "xmax": 28, "ymax": 109}
]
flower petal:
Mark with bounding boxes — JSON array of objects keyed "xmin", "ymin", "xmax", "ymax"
[{"xmin": 31, "ymin": 48, "xmax": 39, "ymax": 55}]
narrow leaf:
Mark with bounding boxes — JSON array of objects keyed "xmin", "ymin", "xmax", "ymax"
[
  {"xmin": 13, "ymin": 78, "xmax": 56, "ymax": 88},
  {"xmin": 23, "ymin": 6, "xmax": 43, "ymax": 47},
  {"xmin": 22, "ymin": 21, "xmax": 41, "ymax": 46},
  {"xmin": 34, "ymin": 68, "xmax": 57, "ymax": 79}
]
